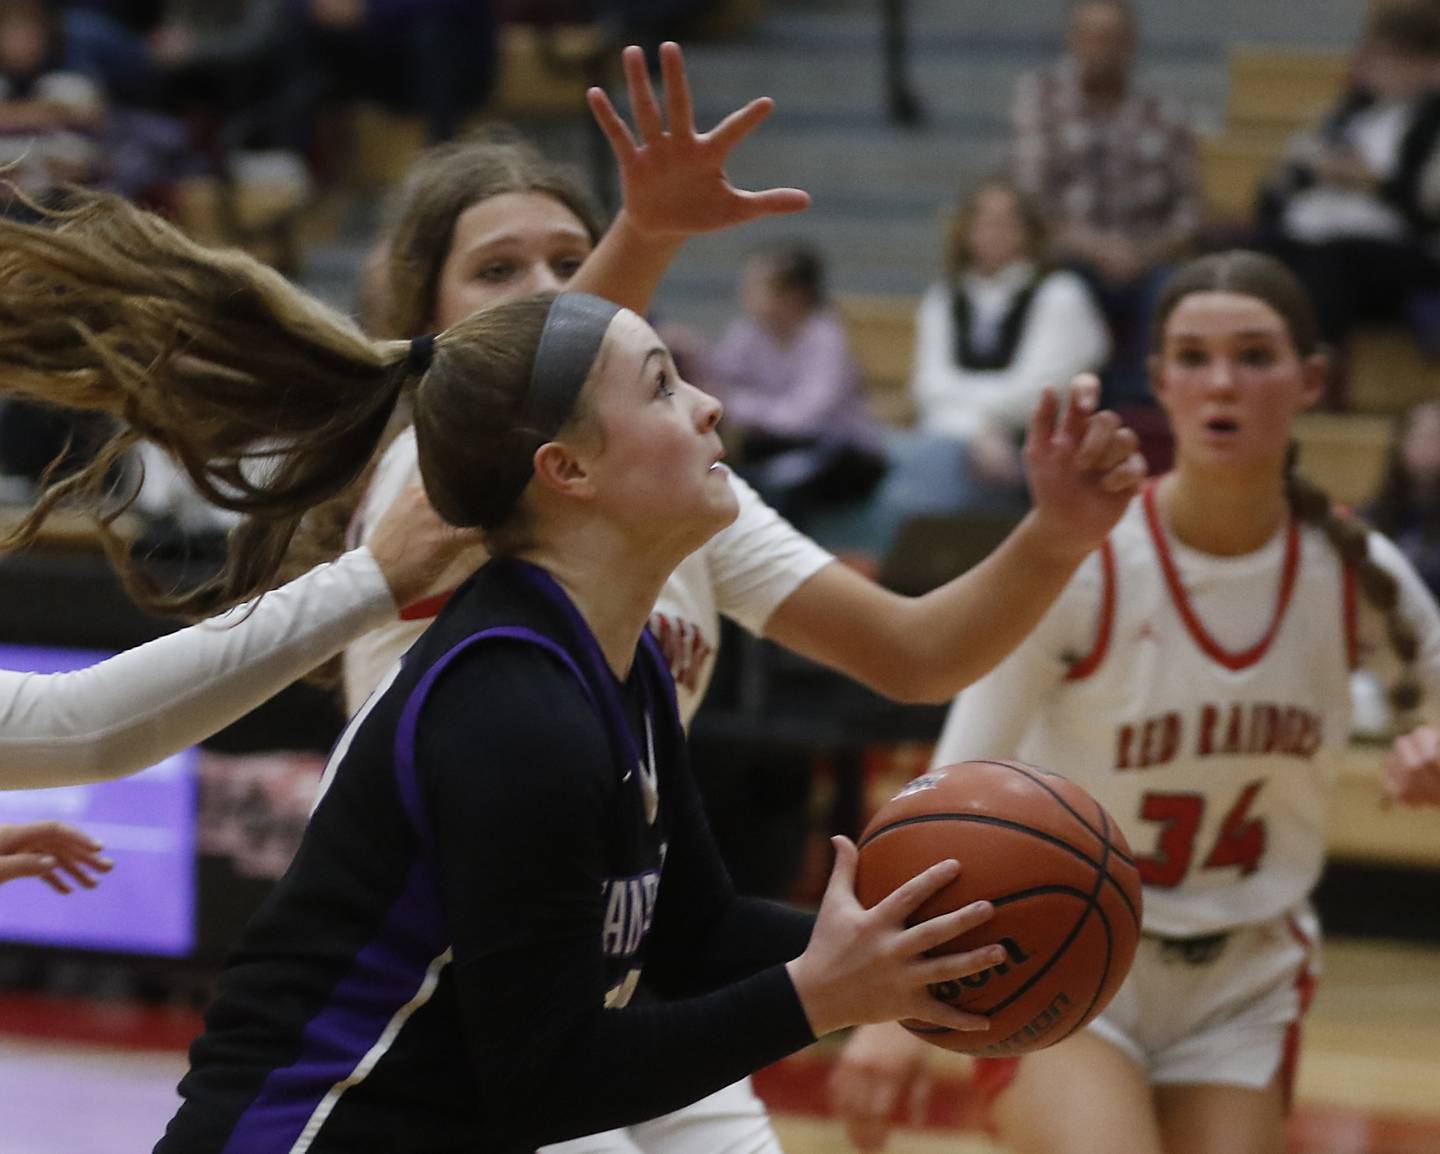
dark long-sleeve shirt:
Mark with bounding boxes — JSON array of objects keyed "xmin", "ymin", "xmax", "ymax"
[{"xmin": 156, "ymin": 558, "xmax": 815, "ymax": 1154}]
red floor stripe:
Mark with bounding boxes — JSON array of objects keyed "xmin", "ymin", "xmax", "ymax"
[
  {"xmin": 750, "ymin": 1050, "xmax": 1440, "ymax": 1154},
  {"xmin": 0, "ymin": 993, "xmax": 202, "ymax": 1052}
]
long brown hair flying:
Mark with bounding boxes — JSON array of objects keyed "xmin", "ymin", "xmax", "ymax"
[
  {"xmin": 0, "ymin": 187, "xmax": 573, "ymax": 617},
  {"xmin": 1151, "ymin": 251, "xmax": 1423, "ymax": 719}
]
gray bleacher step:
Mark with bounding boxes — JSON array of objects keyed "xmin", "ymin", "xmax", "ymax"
[
  {"xmin": 771, "ymin": 0, "xmax": 1362, "ymax": 47},
  {"xmin": 676, "ymin": 44, "xmax": 1226, "ymax": 130}
]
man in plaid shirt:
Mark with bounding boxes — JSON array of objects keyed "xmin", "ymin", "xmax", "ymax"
[{"xmin": 1010, "ymin": 0, "xmax": 1200, "ymax": 404}]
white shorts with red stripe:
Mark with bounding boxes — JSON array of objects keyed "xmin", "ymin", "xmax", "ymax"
[
  {"xmin": 975, "ymin": 906, "xmax": 1319, "ymax": 1113},
  {"xmin": 1086, "ymin": 905, "xmax": 1319, "ymax": 1094}
]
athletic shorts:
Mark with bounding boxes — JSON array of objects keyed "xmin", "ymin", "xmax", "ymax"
[
  {"xmin": 975, "ymin": 905, "xmax": 1320, "ymax": 1108},
  {"xmin": 539, "ymin": 1077, "xmax": 781, "ymax": 1154}
]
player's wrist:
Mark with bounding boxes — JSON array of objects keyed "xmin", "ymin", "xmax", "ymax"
[
  {"xmin": 785, "ymin": 955, "xmax": 845, "ymax": 1038},
  {"xmin": 1010, "ymin": 509, "xmax": 1097, "ymax": 570}
]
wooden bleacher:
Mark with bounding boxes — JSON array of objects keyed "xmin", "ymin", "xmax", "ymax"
[
  {"xmin": 836, "ymin": 293, "xmax": 918, "ymax": 427},
  {"xmin": 1293, "ymin": 410, "xmax": 1393, "ymax": 508},
  {"xmin": 1225, "ymin": 45, "xmax": 1351, "ymax": 139}
]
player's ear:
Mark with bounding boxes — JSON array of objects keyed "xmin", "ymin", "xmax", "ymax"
[{"xmin": 532, "ymin": 440, "xmax": 596, "ymax": 501}]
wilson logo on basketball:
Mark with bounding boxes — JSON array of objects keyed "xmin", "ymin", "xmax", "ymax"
[{"xmin": 928, "ymin": 936, "xmax": 1032, "ymax": 1002}]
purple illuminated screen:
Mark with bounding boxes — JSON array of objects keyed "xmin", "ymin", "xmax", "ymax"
[{"xmin": 0, "ymin": 644, "xmax": 196, "ymax": 956}]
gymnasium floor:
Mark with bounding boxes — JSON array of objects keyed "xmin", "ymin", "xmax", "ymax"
[{"xmin": 1, "ymin": 939, "xmax": 1437, "ymax": 1153}]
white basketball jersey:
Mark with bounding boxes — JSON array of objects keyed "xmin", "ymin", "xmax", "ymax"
[{"xmin": 1005, "ymin": 486, "xmax": 1357, "ymax": 937}]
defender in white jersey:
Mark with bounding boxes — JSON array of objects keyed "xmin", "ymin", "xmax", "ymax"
[
  {"xmin": 341, "ymin": 42, "xmax": 1146, "ymax": 1154},
  {"xmin": 833, "ymin": 252, "xmax": 1440, "ymax": 1154}
]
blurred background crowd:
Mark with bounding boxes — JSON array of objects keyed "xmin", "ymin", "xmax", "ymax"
[{"xmin": 0, "ymin": 0, "xmax": 1438, "ymax": 1021}]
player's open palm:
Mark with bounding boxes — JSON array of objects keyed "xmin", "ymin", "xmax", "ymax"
[
  {"xmin": 1384, "ymin": 724, "xmax": 1440, "ymax": 806},
  {"xmin": 588, "ymin": 42, "xmax": 810, "ymax": 239},
  {"xmin": 1024, "ymin": 373, "xmax": 1147, "ymax": 557},
  {"xmin": 0, "ymin": 820, "xmax": 112, "ymax": 893},
  {"xmin": 784, "ymin": 837, "xmax": 1003, "ymax": 1038}
]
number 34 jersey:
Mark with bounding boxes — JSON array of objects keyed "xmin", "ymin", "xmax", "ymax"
[{"xmin": 934, "ymin": 482, "xmax": 1440, "ymax": 938}]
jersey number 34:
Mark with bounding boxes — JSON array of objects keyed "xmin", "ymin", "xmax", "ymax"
[{"xmin": 1136, "ymin": 780, "xmax": 1266, "ymax": 888}]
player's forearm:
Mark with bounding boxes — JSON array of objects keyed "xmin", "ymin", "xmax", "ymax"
[
  {"xmin": 786, "ymin": 513, "xmax": 1083, "ymax": 705},
  {"xmin": 0, "ymin": 549, "xmax": 394, "ymax": 789},
  {"xmin": 890, "ymin": 512, "xmax": 1091, "ymax": 700},
  {"xmin": 569, "ymin": 210, "xmax": 684, "ymax": 316},
  {"xmin": 462, "ymin": 958, "xmax": 811, "ymax": 1148}
]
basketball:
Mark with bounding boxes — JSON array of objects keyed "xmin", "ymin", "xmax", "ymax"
[{"xmin": 855, "ymin": 759, "xmax": 1143, "ymax": 1057}]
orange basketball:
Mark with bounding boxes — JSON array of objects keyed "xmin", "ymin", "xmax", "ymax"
[{"xmin": 855, "ymin": 759, "xmax": 1143, "ymax": 1057}]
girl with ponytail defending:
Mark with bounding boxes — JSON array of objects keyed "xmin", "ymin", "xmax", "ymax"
[{"xmin": 832, "ymin": 250, "xmax": 1440, "ymax": 1154}]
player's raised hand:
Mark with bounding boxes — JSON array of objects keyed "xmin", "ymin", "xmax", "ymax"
[
  {"xmin": 1023, "ymin": 373, "xmax": 1146, "ymax": 559},
  {"xmin": 1383, "ymin": 724, "xmax": 1440, "ymax": 806},
  {"xmin": 0, "ymin": 821, "xmax": 112, "ymax": 894},
  {"xmin": 784, "ymin": 837, "xmax": 1001, "ymax": 1038},
  {"xmin": 587, "ymin": 41, "xmax": 811, "ymax": 239},
  {"xmin": 829, "ymin": 1021, "xmax": 935, "ymax": 1152}
]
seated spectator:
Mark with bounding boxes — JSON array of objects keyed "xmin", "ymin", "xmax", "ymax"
[
  {"xmin": 897, "ymin": 178, "xmax": 1110, "ymax": 513},
  {"xmin": 0, "ymin": 0, "xmax": 106, "ymax": 195},
  {"xmin": 0, "ymin": 0, "xmax": 197, "ymax": 206},
  {"xmin": 1370, "ymin": 400, "xmax": 1440, "ymax": 597},
  {"xmin": 287, "ymin": 0, "xmax": 498, "ymax": 145},
  {"xmin": 1260, "ymin": 1, "xmax": 1440, "ymax": 347},
  {"xmin": 698, "ymin": 243, "xmax": 887, "ymax": 525},
  {"xmin": 1010, "ymin": 0, "xmax": 1199, "ymax": 406}
]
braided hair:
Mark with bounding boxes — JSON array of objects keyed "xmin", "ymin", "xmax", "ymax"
[{"xmin": 1152, "ymin": 252, "xmax": 1423, "ymax": 722}]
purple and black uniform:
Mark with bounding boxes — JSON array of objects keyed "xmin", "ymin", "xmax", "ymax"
[{"xmin": 155, "ymin": 558, "xmax": 815, "ymax": 1154}]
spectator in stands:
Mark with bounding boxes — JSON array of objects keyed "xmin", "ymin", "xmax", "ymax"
[
  {"xmin": 698, "ymin": 243, "xmax": 887, "ymax": 524},
  {"xmin": 1260, "ymin": 1, "xmax": 1440, "ymax": 347},
  {"xmin": 130, "ymin": 1, "xmax": 496, "ymax": 151},
  {"xmin": 882, "ymin": 178, "xmax": 1110, "ymax": 521},
  {"xmin": 0, "ymin": 0, "xmax": 196, "ymax": 205},
  {"xmin": 1010, "ymin": 0, "xmax": 1200, "ymax": 406},
  {"xmin": 0, "ymin": 0, "xmax": 106, "ymax": 194},
  {"xmin": 1371, "ymin": 400, "xmax": 1440, "ymax": 597},
  {"xmin": 288, "ymin": 0, "xmax": 497, "ymax": 144}
]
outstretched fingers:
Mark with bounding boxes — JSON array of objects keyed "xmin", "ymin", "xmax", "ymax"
[
  {"xmin": 622, "ymin": 44, "xmax": 665, "ymax": 143},
  {"xmin": 706, "ymin": 96, "xmax": 776, "ymax": 155},
  {"xmin": 1027, "ymin": 385, "xmax": 1061, "ymax": 448},
  {"xmin": 587, "ymin": 86, "xmax": 637, "ymax": 161},
  {"xmin": 658, "ymin": 41, "xmax": 695, "ymax": 138},
  {"xmin": 1058, "ymin": 373, "xmax": 1100, "ymax": 446}
]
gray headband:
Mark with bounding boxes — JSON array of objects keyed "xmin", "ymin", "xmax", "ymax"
[
  {"xmin": 526, "ymin": 292, "xmax": 622, "ymax": 436},
  {"xmin": 486, "ymin": 292, "xmax": 622, "ymax": 527}
]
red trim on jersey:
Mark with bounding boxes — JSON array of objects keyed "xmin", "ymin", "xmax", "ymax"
[
  {"xmin": 398, "ymin": 588, "xmax": 455, "ymax": 622},
  {"xmin": 1280, "ymin": 913, "xmax": 1319, "ymax": 1112},
  {"xmin": 1342, "ymin": 562, "xmax": 1359, "ymax": 671},
  {"xmin": 1143, "ymin": 481, "xmax": 1301, "ymax": 672},
  {"xmin": 1064, "ymin": 540, "xmax": 1117, "ymax": 681}
]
